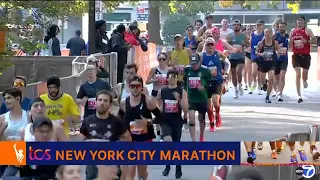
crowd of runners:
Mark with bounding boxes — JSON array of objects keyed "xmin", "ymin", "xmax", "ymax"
[{"xmin": 0, "ymin": 14, "xmax": 318, "ymax": 180}]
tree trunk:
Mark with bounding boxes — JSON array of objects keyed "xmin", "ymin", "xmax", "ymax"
[{"xmin": 148, "ymin": 2, "xmax": 163, "ymax": 45}]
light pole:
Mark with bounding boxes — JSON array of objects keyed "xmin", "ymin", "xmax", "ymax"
[{"xmin": 88, "ymin": 0, "xmax": 96, "ymax": 55}]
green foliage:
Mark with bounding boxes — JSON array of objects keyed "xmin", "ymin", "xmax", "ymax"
[{"xmin": 162, "ymin": 14, "xmax": 190, "ymax": 45}]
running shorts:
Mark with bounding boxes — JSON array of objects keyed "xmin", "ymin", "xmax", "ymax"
[
  {"xmin": 292, "ymin": 54, "xmax": 311, "ymax": 70},
  {"xmin": 207, "ymin": 81, "xmax": 223, "ymax": 98},
  {"xmin": 251, "ymin": 57, "xmax": 261, "ymax": 63},
  {"xmin": 245, "ymin": 52, "xmax": 251, "ymax": 59},
  {"xmin": 151, "ymin": 90, "xmax": 158, "ymax": 97},
  {"xmin": 258, "ymin": 60, "xmax": 275, "ymax": 73},
  {"xmin": 229, "ymin": 58, "xmax": 245, "ymax": 68},
  {"xmin": 274, "ymin": 60, "xmax": 288, "ymax": 75},
  {"xmin": 160, "ymin": 123, "xmax": 183, "ymax": 142},
  {"xmin": 189, "ymin": 101, "xmax": 208, "ymax": 114}
]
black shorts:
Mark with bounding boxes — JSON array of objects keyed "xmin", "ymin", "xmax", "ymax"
[
  {"xmin": 292, "ymin": 54, "xmax": 311, "ymax": 70},
  {"xmin": 151, "ymin": 90, "xmax": 158, "ymax": 97},
  {"xmin": 258, "ymin": 60, "xmax": 275, "ymax": 73},
  {"xmin": 189, "ymin": 101, "xmax": 208, "ymax": 114},
  {"xmin": 246, "ymin": 52, "xmax": 251, "ymax": 59},
  {"xmin": 207, "ymin": 81, "xmax": 223, "ymax": 98},
  {"xmin": 229, "ymin": 58, "xmax": 245, "ymax": 68},
  {"xmin": 161, "ymin": 123, "xmax": 183, "ymax": 142},
  {"xmin": 275, "ymin": 60, "xmax": 288, "ymax": 75},
  {"xmin": 252, "ymin": 57, "xmax": 261, "ymax": 63}
]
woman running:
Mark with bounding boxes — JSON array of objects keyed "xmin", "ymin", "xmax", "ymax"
[{"xmin": 244, "ymin": 25, "xmax": 253, "ymax": 92}]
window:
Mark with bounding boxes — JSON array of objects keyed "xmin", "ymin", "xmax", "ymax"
[{"xmin": 103, "ymin": 13, "xmax": 131, "ymax": 22}]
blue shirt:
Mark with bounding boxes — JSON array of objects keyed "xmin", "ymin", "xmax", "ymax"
[
  {"xmin": 202, "ymin": 51, "xmax": 223, "ymax": 83},
  {"xmin": 0, "ymin": 97, "xmax": 32, "ymax": 115},
  {"xmin": 184, "ymin": 36, "xmax": 198, "ymax": 50},
  {"xmin": 274, "ymin": 32, "xmax": 289, "ymax": 61},
  {"xmin": 251, "ymin": 32, "xmax": 264, "ymax": 60}
]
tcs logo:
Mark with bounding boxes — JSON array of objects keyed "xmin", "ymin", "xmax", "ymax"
[{"xmin": 28, "ymin": 146, "xmax": 51, "ymax": 160}]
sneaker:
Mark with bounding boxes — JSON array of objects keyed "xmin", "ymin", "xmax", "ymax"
[
  {"xmin": 278, "ymin": 95, "xmax": 283, "ymax": 102},
  {"xmin": 239, "ymin": 86, "xmax": 244, "ymax": 96},
  {"xmin": 234, "ymin": 89, "xmax": 239, "ymax": 99},
  {"xmin": 244, "ymin": 85, "xmax": 248, "ymax": 90},
  {"xmin": 265, "ymin": 97, "xmax": 271, "ymax": 103},
  {"xmin": 251, "ymin": 82, "xmax": 257, "ymax": 90},
  {"xmin": 247, "ymin": 152, "xmax": 255, "ymax": 164},
  {"xmin": 271, "ymin": 150, "xmax": 277, "ymax": 159},
  {"xmin": 183, "ymin": 123, "xmax": 189, "ymax": 130},
  {"xmin": 209, "ymin": 125, "xmax": 215, "ymax": 132},
  {"xmin": 252, "ymin": 148, "xmax": 257, "ymax": 160},
  {"xmin": 262, "ymin": 83, "xmax": 268, "ymax": 91},
  {"xmin": 298, "ymin": 97, "xmax": 303, "ymax": 103},
  {"xmin": 272, "ymin": 91, "xmax": 277, "ymax": 97},
  {"xmin": 257, "ymin": 142, "xmax": 263, "ymax": 150},
  {"xmin": 200, "ymin": 136, "xmax": 204, "ymax": 142},
  {"xmin": 312, "ymin": 149, "xmax": 320, "ymax": 160},
  {"xmin": 216, "ymin": 114, "xmax": 222, "ymax": 127},
  {"xmin": 290, "ymin": 153, "xmax": 298, "ymax": 163},
  {"xmin": 175, "ymin": 165, "xmax": 182, "ymax": 179},
  {"xmin": 258, "ymin": 89, "xmax": 262, "ymax": 95},
  {"xmin": 303, "ymin": 80, "xmax": 308, "ymax": 88},
  {"xmin": 162, "ymin": 166, "xmax": 171, "ymax": 176},
  {"xmin": 298, "ymin": 150, "xmax": 308, "ymax": 161}
]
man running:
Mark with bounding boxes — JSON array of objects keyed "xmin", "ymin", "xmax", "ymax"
[
  {"xmin": 184, "ymin": 25, "xmax": 199, "ymax": 53},
  {"xmin": 119, "ymin": 76, "xmax": 159, "ymax": 180},
  {"xmin": 40, "ymin": 76, "xmax": 81, "ymax": 135},
  {"xmin": 255, "ymin": 28, "xmax": 280, "ymax": 103},
  {"xmin": 146, "ymin": 52, "xmax": 171, "ymax": 140},
  {"xmin": 194, "ymin": 19, "xmax": 203, "ymax": 36},
  {"xmin": 157, "ymin": 70, "xmax": 188, "ymax": 179},
  {"xmin": 196, "ymin": 30, "xmax": 213, "ymax": 53},
  {"xmin": 250, "ymin": 19, "xmax": 265, "ymax": 95},
  {"xmin": 227, "ymin": 19, "xmax": 250, "ymax": 98},
  {"xmin": 198, "ymin": 15, "xmax": 215, "ymax": 38},
  {"xmin": 274, "ymin": 21, "xmax": 289, "ymax": 101},
  {"xmin": 0, "ymin": 76, "xmax": 32, "ymax": 114},
  {"xmin": 290, "ymin": 15, "xmax": 316, "ymax": 103},
  {"xmin": 184, "ymin": 54, "xmax": 211, "ymax": 141},
  {"xmin": 76, "ymin": 64, "xmax": 112, "ymax": 119},
  {"xmin": 201, "ymin": 38, "xmax": 230, "ymax": 131},
  {"xmin": 220, "ymin": 18, "xmax": 233, "ymax": 40}
]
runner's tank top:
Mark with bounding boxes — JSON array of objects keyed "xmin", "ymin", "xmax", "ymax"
[
  {"xmin": 153, "ymin": 67, "xmax": 168, "ymax": 87},
  {"xmin": 24, "ymin": 123, "xmax": 35, "ymax": 141},
  {"xmin": 229, "ymin": 33, "xmax": 246, "ymax": 59},
  {"xmin": 4, "ymin": 110, "xmax": 29, "ymax": 140},
  {"xmin": 184, "ymin": 36, "xmax": 198, "ymax": 51},
  {"xmin": 124, "ymin": 94, "xmax": 153, "ymax": 142},
  {"xmin": 160, "ymin": 87, "xmax": 183, "ymax": 125},
  {"xmin": 258, "ymin": 40, "xmax": 277, "ymax": 62},
  {"xmin": 215, "ymin": 39, "xmax": 225, "ymax": 52},
  {"xmin": 251, "ymin": 31, "xmax": 264, "ymax": 60},
  {"xmin": 202, "ymin": 52, "xmax": 223, "ymax": 83},
  {"xmin": 291, "ymin": 27, "xmax": 311, "ymax": 54},
  {"xmin": 275, "ymin": 32, "xmax": 289, "ymax": 61}
]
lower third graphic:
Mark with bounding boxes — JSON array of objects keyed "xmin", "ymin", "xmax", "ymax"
[{"xmin": 13, "ymin": 142, "xmax": 24, "ymax": 164}]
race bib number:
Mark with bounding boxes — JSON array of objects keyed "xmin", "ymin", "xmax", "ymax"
[
  {"xmin": 208, "ymin": 66, "xmax": 217, "ymax": 76},
  {"xmin": 175, "ymin": 65, "xmax": 185, "ymax": 74},
  {"xmin": 164, "ymin": 100, "xmax": 179, "ymax": 113},
  {"xmin": 155, "ymin": 74, "xmax": 167, "ymax": 85},
  {"xmin": 294, "ymin": 40, "xmax": 303, "ymax": 49},
  {"xmin": 130, "ymin": 121, "xmax": 147, "ymax": 135},
  {"xmin": 188, "ymin": 77, "xmax": 201, "ymax": 89},
  {"xmin": 88, "ymin": 98, "xmax": 96, "ymax": 110},
  {"xmin": 263, "ymin": 51, "xmax": 273, "ymax": 61},
  {"xmin": 279, "ymin": 47, "xmax": 287, "ymax": 55}
]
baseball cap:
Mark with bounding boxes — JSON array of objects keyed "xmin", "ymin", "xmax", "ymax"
[
  {"xmin": 32, "ymin": 117, "xmax": 53, "ymax": 130},
  {"xmin": 86, "ymin": 55, "xmax": 98, "ymax": 63},
  {"xmin": 256, "ymin": 19, "xmax": 265, "ymax": 24},
  {"xmin": 174, "ymin": 34, "xmax": 183, "ymax": 39},
  {"xmin": 190, "ymin": 54, "xmax": 200, "ymax": 65},
  {"xmin": 211, "ymin": 27, "xmax": 220, "ymax": 34},
  {"xmin": 233, "ymin": 19, "xmax": 241, "ymax": 25}
]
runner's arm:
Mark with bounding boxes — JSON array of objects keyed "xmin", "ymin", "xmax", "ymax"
[
  {"xmin": 180, "ymin": 90, "xmax": 189, "ymax": 118},
  {"xmin": 156, "ymin": 90, "xmax": 163, "ymax": 112},
  {"xmin": 143, "ymin": 87, "xmax": 149, "ymax": 96},
  {"xmin": 255, "ymin": 41, "xmax": 263, "ymax": 56},
  {"xmin": 67, "ymin": 96, "xmax": 81, "ymax": 122},
  {"xmin": 243, "ymin": 35, "xmax": 250, "ymax": 48},
  {"xmin": 146, "ymin": 67, "xmax": 156, "ymax": 84},
  {"xmin": 112, "ymin": 83, "xmax": 122, "ymax": 106},
  {"xmin": 306, "ymin": 28, "xmax": 316, "ymax": 44},
  {"xmin": 118, "ymin": 118, "xmax": 132, "ymax": 142},
  {"xmin": 196, "ymin": 42, "xmax": 204, "ymax": 53},
  {"xmin": 76, "ymin": 85, "xmax": 87, "ymax": 105},
  {"xmin": 118, "ymin": 99, "xmax": 126, "ymax": 119},
  {"xmin": 222, "ymin": 58, "xmax": 231, "ymax": 74},
  {"xmin": 288, "ymin": 28, "xmax": 295, "ymax": 50},
  {"xmin": 222, "ymin": 40, "xmax": 238, "ymax": 53},
  {"xmin": 0, "ymin": 116, "xmax": 7, "ymax": 140},
  {"xmin": 274, "ymin": 40, "xmax": 280, "ymax": 56}
]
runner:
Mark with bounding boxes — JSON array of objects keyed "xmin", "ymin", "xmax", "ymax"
[
  {"xmin": 157, "ymin": 69, "xmax": 188, "ymax": 179},
  {"xmin": 201, "ymin": 38, "xmax": 230, "ymax": 131},
  {"xmin": 250, "ymin": 19, "xmax": 265, "ymax": 95},
  {"xmin": 76, "ymin": 64, "xmax": 112, "ymax": 119},
  {"xmin": 274, "ymin": 21, "xmax": 289, "ymax": 101},
  {"xmin": 119, "ymin": 76, "xmax": 159, "ymax": 180},
  {"xmin": 40, "ymin": 76, "xmax": 81, "ymax": 135},
  {"xmin": 184, "ymin": 25, "xmax": 199, "ymax": 53},
  {"xmin": 80, "ymin": 90, "xmax": 132, "ymax": 180},
  {"xmin": 226, "ymin": 19, "xmax": 250, "ymax": 98},
  {"xmin": 220, "ymin": 18, "xmax": 233, "ymax": 40},
  {"xmin": 146, "ymin": 52, "xmax": 171, "ymax": 140},
  {"xmin": 0, "ymin": 76, "xmax": 32, "ymax": 114},
  {"xmin": 197, "ymin": 15, "xmax": 215, "ymax": 38},
  {"xmin": 21, "ymin": 97, "xmax": 68, "ymax": 142},
  {"xmin": 244, "ymin": 25, "xmax": 253, "ymax": 91},
  {"xmin": 194, "ymin": 19, "xmax": 203, "ymax": 36},
  {"xmin": 255, "ymin": 27, "xmax": 280, "ymax": 103},
  {"xmin": 287, "ymin": 141, "xmax": 320, "ymax": 163},
  {"xmin": 169, "ymin": 34, "xmax": 192, "ymax": 88},
  {"xmin": 196, "ymin": 30, "xmax": 213, "ymax": 53},
  {"xmin": 290, "ymin": 15, "xmax": 316, "ymax": 103},
  {"xmin": 243, "ymin": 142, "xmax": 256, "ymax": 163},
  {"xmin": 184, "ymin": 54, "xmax": 211, "ymax": 141},
  {"xmin": 0, "ymin": 88, "xmax": 29, "ymax": 141}
]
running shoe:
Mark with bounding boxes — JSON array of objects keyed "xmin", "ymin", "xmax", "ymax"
[
  {"xmin": 200, "ymin": 136, "xmax": 204, "ymax": 142},
  {"xmin": 175, "ymin": 165, "xmax": 182, "ymax": 179},
  {"xmin": 239, "ymin": 86, "xmax": 244, "ymax": 96},
  {"xmin": 290, "ymin": 153, "xmax": 298, "ymax": 163},
  {"xmin": 278, "ymin": 95, "xmax": 283, "ymax": 102},
  {"xmin": 298, "ymin": 97, "xmax": 303, "ymax": 103},
  {"xmin": 303, "ymin": 80, "xmax": 308, "ymax": 88},
  {"xmin": 183, "ymin": 123, "xmax": 189, "ymax": 130},
  {"xmin": 216, "ymin": 114, "xmax": 222, "ymax": 127},
  {"xmin": 258, "ymin": 88, "xmax": 262, "ymax": 95},
  {"xmin": 272, "ymin": 91, "xmax": 277, "ymax": 97},
  {"xmin": 312, "ymin": 149, "xmax": 320, "ymax": 160},
  {"xmin": 298, "ymin": 150, "xmax": 308, "ymax": 161},
  {"xmin": 234, "ymin": 89, "xmax": 239, "ymax": 99},
  {"xmin": 265, "ymin": 97, "xmax": 271, "ymax": 103},
  {"xmin": 270, "ymin": 150, "xmax": 277, "ymax": 159},
  {"xmin": 251, "ymin": 82, "xmax": 257, "ymax": 90},
  {"xmin": 252, "ymin": 148, "xmax": 257, "ymax": 160},
  {"xmin": 257, "ymin": 142, "xmax": 263, "ymax": 150},
  {"xmin": 209, "ymin": 125, "xmax": 215, "ymax": 132},
  {"xmin": 244, "ymin": 85, "xmax": 248, "ymax": 90},
  {"xmin": 162, "ymin": 166, "xmax": 171, "ymax": 176},
  {"xmin": 247, "ymin": 152, "xmax": 255, "ymax": 164},
  {"xmin": 262, "ymin": 83, "xmax": 268, "ymax": 91}
]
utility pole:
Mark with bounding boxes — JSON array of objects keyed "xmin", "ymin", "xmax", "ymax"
[{"xmin": 88, "ymin": 0, "xmax": 96, "ymax": 55}]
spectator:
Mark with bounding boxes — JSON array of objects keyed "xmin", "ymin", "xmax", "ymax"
[
  {"xmin": 86, "ymin": 55, "xmax": 110, "ymax": 79},
  {"xmin": 66, "ymin": 30, "xmax": 86, "ymax": 56},
  {"xmin": 44, "ymin": 24, "xmax": 61, "ymax": 56},
  {"xmin": 110, "ymin": 24, "xmax": 131, "ymax": 83},
  {"xmin": 124, "ymin": 21, "xmax": 140, "ymax": 46},
  {"xmin": 95, "ymin": 20, "xmax": 110, "ymax": 54}
]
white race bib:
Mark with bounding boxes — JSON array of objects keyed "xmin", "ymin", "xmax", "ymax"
[
  {"xmin": 294, "ymin": 40, "xmax": 303, "ymax": 48},
  {"xmin": 164, "ymin": 100, "xmax": 179, "ymax": 113},
  {"xmin": 155, "ymin": 74, "xmax": 167, "ymax": 85},
  {"xmin": 88, "ymin": 98, "xmax": 96, "ymax": 110},
  {"xmin": 188, "ymin": 77, "xmax": 201, "ymax": 89}
]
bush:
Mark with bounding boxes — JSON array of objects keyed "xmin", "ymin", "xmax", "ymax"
[{"xmin": 162, "ymin": 14, "xmax": 190, "ymax": 45}]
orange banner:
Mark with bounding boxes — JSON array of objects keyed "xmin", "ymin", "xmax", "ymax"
[
  {"xmin": 134, "ymin": 43, "xmax": 157, "ymax": 82},
  {"xmin": 0, "ymin": 141, "xmax": 26, "ymax": 165}
]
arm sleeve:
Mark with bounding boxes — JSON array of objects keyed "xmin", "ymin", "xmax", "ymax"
[
  {"xmin": 51, "ymin": 38, "xmax": 61, "ymax": 56},
  {"xmin": 68, "ymin": 96, "xmax": 81, "ymax": 116},
  {"xmin": 76, "ymin": 85, "xmax": 86, "ymax": 99}
]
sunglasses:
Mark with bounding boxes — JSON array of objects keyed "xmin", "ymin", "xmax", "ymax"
[
  {"xmin": 13, "ymin": 82, "xmax": 25, "ymax": 87},
  {"xmin": 129, "ymin": 84, "xmax": 142, "ymax": 89},
  {"xmin": 158, "ymin": 58, "xmax": 166, "ymax": 61},
  {"xmin": 168, "ymin": 74, "xmax": 178, "ymax": 79},
  {"xmin": 206, "ymin": 43, "xmax": 215, "ymax": 46}
]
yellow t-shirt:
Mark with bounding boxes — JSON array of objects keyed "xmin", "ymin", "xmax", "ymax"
[
  {"xmin": 40, "ymin": 93, "xmax": 80, "ymax": 134},
  {"xmin": 171, "ymin": 49, "xmax": 190, "ymax": 81}
]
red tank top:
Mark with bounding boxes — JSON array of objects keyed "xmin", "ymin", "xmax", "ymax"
[
  {"xmin": 215, "ymin": 39, "xmax": 224, "ymax": 52},
  {"xmin": 291, "ymin": 27, "xmax": 310, "ymax": 54}
]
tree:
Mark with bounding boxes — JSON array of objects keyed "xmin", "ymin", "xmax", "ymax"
[{"xmin": 162, "ymin": 14, "xmax": 190, "ymax": 45}]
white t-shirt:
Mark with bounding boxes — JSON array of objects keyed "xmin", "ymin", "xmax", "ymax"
[{"xmin": 220, "ymin": 29, "xmax": 234, "ymax": 40}]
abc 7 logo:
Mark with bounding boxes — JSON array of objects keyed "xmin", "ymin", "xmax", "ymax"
[{"xmin": 296, "ymin": 165, "xmax": 316, "ymax": 178}]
